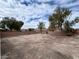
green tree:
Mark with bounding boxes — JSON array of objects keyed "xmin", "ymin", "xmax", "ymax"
[
  {"xmin": 49, "ymin": 7, "xmax": 72, "ymax": 31},
  {"xmin": 63, "ymin": 17, "xmax": 79, "ymax": 36},
  {"xmin": 13, "ymin": 21, "xmax": 24, "ymax": 31},
  {"xmin": 49, "ymin": 16, "xmax": 55, "ymax": 31},
  {"xmin": 0, "ymin": 17, "xmax": 24, "ymax": 31},
  {"xmin": 63, "ymin": 20, "xmax": 76, "ymax": 36},
  {"xmin": 0, "ymin": 23, "xmax": 5, "ymax": 29},
  {"xmin": 28, "ymin": 28, "xmax": 35, "ymax": 31},
  {"xmin": 38, "ymin": 22, "xmax": 45, "ymax": 33},
  {"xmin": 74, "ymin": 17, "xmax": 79, "ymax": 23}
]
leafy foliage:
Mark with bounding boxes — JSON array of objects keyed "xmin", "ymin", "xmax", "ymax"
[
  {"xmin": 38, "ymin": 22, "xmax": 45, "ymax": 33},
  {"xmin": 28, "ymin": 28, "xmax": 35, "ymax": 31},
  {"xmin": 64, "ymin": 21, "xmax": 74, "ymax": 32},
  {"xmin": 74, "ymin": 17, "xmax": 79, "ymax": 23},
  {"xmin": 0, "ymin": 23, "xmax": 5, "ymax": 29},
  {"xmin": 63, "ymin": 20, "xmax": 77, "ymax": 36},
  {"xmin": 49, "ymin": 7, "xmax": 72, "ymax": 30},
  {"xmin": 0, "ymin": 17, "xmax": 24, "ymax": 31}
]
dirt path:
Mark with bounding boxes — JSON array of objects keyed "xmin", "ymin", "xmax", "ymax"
[{"xmin": 1, "ymin": 34, "xmax": 79, "ymax": 59}]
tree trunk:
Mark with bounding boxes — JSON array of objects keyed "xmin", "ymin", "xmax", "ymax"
[{"xmin": 40, "ymin": 29, "xmax": 42, "ymax": 34}]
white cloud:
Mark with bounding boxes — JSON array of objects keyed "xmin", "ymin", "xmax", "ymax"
[
  {"xmin": 73, "ymin": 23, "xmax": 79, "ymax": 29},
  {"xmin": 0, "ymin": 0, "xmax": 79, "ymax": 29}
]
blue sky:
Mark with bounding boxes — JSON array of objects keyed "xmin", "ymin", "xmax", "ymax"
[{"xmin": 0, "ymin": 0, "xmax": 79, "ymax": 29}]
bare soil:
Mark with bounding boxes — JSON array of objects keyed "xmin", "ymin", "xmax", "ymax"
[
  {"xmin": 0, "ymin": 31, "xmax": 39, "ymax": 38},
  {"xmin": 1, "ymin": 33, "xmax": 79, "ymax": 59}
]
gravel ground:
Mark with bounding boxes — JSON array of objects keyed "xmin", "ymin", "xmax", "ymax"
[{"xmin": 1, "ymin": 34, "xmax": 79, "ymax": 59}]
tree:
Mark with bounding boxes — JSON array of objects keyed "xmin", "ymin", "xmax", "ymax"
[
  {"xmin": 64, "ymin": 21, "xmax": 74, "ymax": 32},
  {"xmin": 74, "ymin": 17, "xmax": 79, "ymax": 23},
  {"xmin": 28, "ymin": 28, "xmax": 35, "ymax": 31},
  {"xmin": 63, "ymin": 18, "xmax": 79, "ymax": 36},
  {"xmin": 13, "ymin": 21, "xmax": 24, "ymax": 31},
  {"xmin": 49, "ymin": 16, "xmax": 56, "ymax": 31},
  {"xmin": 0, "ymin": 23, "xmax": 5, "ymax": 29},
  {"xmin": 0, "ymin": 17, "xmax": 24, "ymax": 31},
  {"xmin": 38, "ymin": 22, "xmax": 45, "ymax": 33},
  {"xmin": 49, "ymin": 7, "xmax": 72, "ymax": 31}
]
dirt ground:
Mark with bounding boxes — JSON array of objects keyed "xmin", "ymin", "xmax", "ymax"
[
  {"xmin": 1, "ymin": 33, "xmax": 79, "ymax": 59},
  {"xmin": 0, "ymin": 31, "xmax": 39, "ymax": 38}
]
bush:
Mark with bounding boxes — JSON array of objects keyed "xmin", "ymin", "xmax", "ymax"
[
  {"xmin": 0, "ymin": 17, "xmax": 24, "ymax": 31},
  {"xmin": 64, "ymin": 28, "xmax": 76, "ymax": 36},
  {"xmin": 28, "ymin": 28, "xmax": 35, "ymax": 31}
]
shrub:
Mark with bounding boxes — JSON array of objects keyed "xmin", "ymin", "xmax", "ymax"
[{"xmin": 28, "ymin": 28, "xmax": 35, "ymax": 31}]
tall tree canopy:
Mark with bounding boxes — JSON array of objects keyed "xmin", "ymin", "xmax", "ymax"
[
  {"xmin": 49, "ymin": 7, "xmax": 72, "ymax": 30},
  {"xmin": 0, "ymin": 17, "xmax": 24, "ymax": 31}
]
